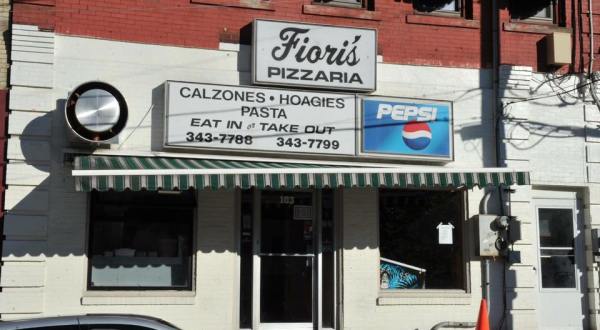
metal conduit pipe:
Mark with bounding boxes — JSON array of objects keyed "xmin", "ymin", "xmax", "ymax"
[{"xmin": 430, "ymin": 321, "xmax": 477, "ymax": 330}]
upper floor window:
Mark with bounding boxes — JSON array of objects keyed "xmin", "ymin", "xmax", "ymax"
[
  {"xmin": 509, "ymin": 1, "xmax": 562, "ymax": 25},
  {"xmin": 313, "ymin": 0, "xmax": 372, "ymax": 9},
  {"xmin": 413, "ymin": 0, "xmax": 472, "ymax": 18}
]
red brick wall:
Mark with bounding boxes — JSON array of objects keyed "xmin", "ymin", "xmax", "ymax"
[
  {"xmin": 13, "ymin": 0, "xmax": 487, "ymax": 69},
  {"xmin": 14, "ymin": 1, "xmax": 592, "ymax": 73},
  {"xmin": 578, "ymin": 0, "xmax": 600, "ymax": 73}
]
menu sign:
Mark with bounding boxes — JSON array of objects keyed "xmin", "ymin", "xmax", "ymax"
[
  {"xmin": 253, "ymin": 19, "xmax": 377, "ymax": 92},
  {"xmin": 165, "ymin": 81, "xmax": 356, "ymax": 156}
]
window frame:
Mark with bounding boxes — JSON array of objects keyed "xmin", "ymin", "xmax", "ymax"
[
  {"xmin": 377, "ymin": 188, "xmax": 470, "ymax": 294},
  {"xmin": 535, "ymin": 203, "xmax": 580, "ymax": 292},
  {"xmin": 85, "ymin": 190, "xmax": 197, "ymax": 291},
  {"xmin": 312, "ymin": 0, "xmax": 370, "ymax": 9},
  {"xmin": 412, "ymin": 0, "xmax": 472, "ymax": 19},
  {"xmin": 512, "ymin": 1, "xmax": 563, "ymax": 26}
]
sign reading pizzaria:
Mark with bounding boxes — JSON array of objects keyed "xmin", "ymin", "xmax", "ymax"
[{"xmin": 253, "ymin": 19, "xmax": 377, "ymax": 92}]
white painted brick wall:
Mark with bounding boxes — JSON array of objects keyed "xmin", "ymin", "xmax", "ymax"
[
  {"xmin": 4, "ymin": 186, "xmax": 49, "ymax": 212},
  {"xmin": 0, "ymin": 288, "xmax": 44, "ymax": 313},
  {"xmin": 0, "ymin": 262, "xmax": 46, "ymax": 287},
  {"xmin": 3, "ymin": 214, "xmax": 47, "ymax": 239},
  {"xmin": 9, "ymin": 87, "xmax": 54, "ymax": 112},
  {"xmin": 2, "ymin": 24, "xmax": 54, "ymax": 316}
]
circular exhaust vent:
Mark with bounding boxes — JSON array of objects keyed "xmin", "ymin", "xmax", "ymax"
[{"xmin": 65, "ymin": 82, "xmax": 128, "ymax": 142}]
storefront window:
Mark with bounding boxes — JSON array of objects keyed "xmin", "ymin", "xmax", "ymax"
[
  {"xmin": 88, "ymin": 190, "xmax": 195, "ymax": 290},
  {"xmin": 379, "ymin": 189, "xmax": 465, "ymax": 290}
]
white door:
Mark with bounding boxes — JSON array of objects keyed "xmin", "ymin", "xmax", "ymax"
[{"xmin": 535, "ymin": 198, "xmax": 588, "ymax": 329}]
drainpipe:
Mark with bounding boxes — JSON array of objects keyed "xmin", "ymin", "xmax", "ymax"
[{"xmin": 490, "ymin": 0, "xmax": 501, "ymax": 316}]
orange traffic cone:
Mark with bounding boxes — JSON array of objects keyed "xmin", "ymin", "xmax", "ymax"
[{"xmin": 476, "ymin": 299, "xmax": 490, "ymax": 330}]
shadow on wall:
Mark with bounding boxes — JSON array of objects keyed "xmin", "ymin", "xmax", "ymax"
[
  {"xmin": 151, "ymin": 84, "xmax": 165, "ymax": 151},
  {"xmin": 4, "ymin": 96, "xmax": 238, "ymax": 262}
]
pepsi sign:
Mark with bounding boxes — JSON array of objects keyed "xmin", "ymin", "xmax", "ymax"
[{"xmin": 362, "ymin": 97, "xmax": 453, "ymax": 161}]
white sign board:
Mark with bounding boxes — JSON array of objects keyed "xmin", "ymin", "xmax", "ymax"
[
  {"xmin": 437, "ymin": 222, "xmax": 454, "ymax": 245},
  {"xmin": 165, "ymin": 81, "xmax": 356, "ymax": 156},
  {"xmin": 253, "ymin": 19, "xmax": 377, "ymax": 91}
]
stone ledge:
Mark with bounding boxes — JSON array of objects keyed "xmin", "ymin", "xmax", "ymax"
[
  {"xmin": 81, "ymin": 291, "xmax": 196, "ymax": 305},
  {"xmin": 190, "ymin": 0, "xmax": 274, "ymax": 11},
  {"xmin": 503, "ymin": 22, "xmax": 572, "ymax": 34},
  {"xmin": 406, "ymin": 14, "xmax": 480, "ymax": 29},
  {"xmin": 303, "ymin": 4, "xmax": 381, "ymax": 21},
  {"xmin": 377, "ymin": 290, "xmax": 471, "ymax": 305}
]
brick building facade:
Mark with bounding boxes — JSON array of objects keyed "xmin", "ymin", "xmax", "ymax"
[{"xmin": 1, "ymin": 1, "xmax": 599, "ymax": 329}]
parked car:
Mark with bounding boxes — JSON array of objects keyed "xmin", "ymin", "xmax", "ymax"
[{"xmin": 0, "ymin": 314, "xmax": 182, "ymax": 330}]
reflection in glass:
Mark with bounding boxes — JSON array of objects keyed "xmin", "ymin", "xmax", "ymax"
[
  {"xmin": 538, "ymin": 209, "xmax": 574, "ymax": 247},
  {"xmin": 379, "ymin": 189, "xmax": 464, "ymax": 289},
  {"xmin": 260, "ymin": 256, "xmax": 312, "ymax": 323},
  {"xmin": 88, "ymin": 191, "xmax": 195, "ymax": 289},
  {"xmin": 541, "ymin": 256, "xmax": 576, "ymax": 288},
  {"xmin": 538, "ymin": 208, "xmax": 576, "ymax": 289}
]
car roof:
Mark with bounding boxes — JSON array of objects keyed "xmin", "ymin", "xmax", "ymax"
[
  {"xmin": 79, "ymin": 314, "xmax": 179, "ymax": 329},
  {"xmin": 0, "ymin": 316, "xmax": 79, "ymax": 330},
  {"xmin": 0, "ymin": 314, "xmax": 180, "ymax": 330}
]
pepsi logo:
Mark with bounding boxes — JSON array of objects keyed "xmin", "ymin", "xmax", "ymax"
[{"xmin": 402, "ymin": 121, "xmax": 432, "ymax": 150}]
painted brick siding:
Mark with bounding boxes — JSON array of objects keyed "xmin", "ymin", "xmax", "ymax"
[{"xmin": 12, "ymin": 0, "xmax": 486, "ymax": 69}]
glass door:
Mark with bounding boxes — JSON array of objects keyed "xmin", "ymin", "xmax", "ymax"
[
  {"xmin": 256, "ymin": 191, "xmax": 315, "ymax": 329},
  {"xmin": 535, "ymin": 198, "xmax": 588, "ymax": 329}
]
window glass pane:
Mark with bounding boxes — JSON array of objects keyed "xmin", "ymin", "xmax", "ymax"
[
  {"xmin": 313, "ymin": 0, "xmax": 363, "ymax": 7},
  {"xmin": 438, "ymin": 1, "xmax": 459, "ymax": 12},
  {"xmin": 260, "ymin": 192, "xmax": 313, "ymax": 255},
  {"xmin": 413, "ymin": 0, "xmax": 459, "ymax": 12},
  {"xmin": 541, "ymin": 256, "xmax": 576, "ymax": 288},
  {"xmin": 533, "ymin": 5, "xmax": 553, "ymax": 19},
  {"xmin": 538, "ymin": 208, "xmax": 573, "ymax": 247},
  {"xmin": 239, "ymin": 189, "xmax": 253, "ymax": 329},
  {"xmin": 322, "ymin": 189, "xmax": 335, "ymax": 328},
  {"xmin": 379, "ymin": 189, "xmax": 464, "ymax": 290},
  {"xmin": 88, "ymin": 191, "xmax": 195, "ymax": 289}
]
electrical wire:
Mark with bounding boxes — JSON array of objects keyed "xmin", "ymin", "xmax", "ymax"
[{"xmin": 502, "ymin": 77, "xmax": 600, "ymax": 108}]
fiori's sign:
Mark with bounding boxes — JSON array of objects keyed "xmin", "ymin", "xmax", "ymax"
[
  {"xmin": 361, "ymin": 97, "xmax": 453, "ymax": 161},
  {"xmin": 165, "ymin": 81, "xmax": 356, "ymax": 156},
  {"xmin": 253, "ymin": 19, "xmax": 377, "ymax": 92}
]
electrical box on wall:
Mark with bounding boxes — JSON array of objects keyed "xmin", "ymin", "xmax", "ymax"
[
  {"xmin": 546, "ymin": 31, "xmax": 572, "ymax": 65},
  {"xmin": 478, "ymin": 214, "xmax": 502, "ymax": 257}
]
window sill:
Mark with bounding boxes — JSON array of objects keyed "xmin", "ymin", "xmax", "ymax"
[
  {"xmin": 503, "ymin": 22, "xmax": 571, "ymax": 34},
  {"xmin": 377, "ymin": 290, "xmax": 471, "ymax": 305},
  {"xmin": 406, "ymin": 14, "xmax": 480, "ymax": 29},
  {"xmin": 303, "ymin": 4, "xmax": 382, "ymax": 21},
  {"xmin": 81, "ymin": 291, "xmax": 196, "ymax": 305},
  {"xmin": 190, "ymin": 0, "xmax": 274, "ymax": 11}
]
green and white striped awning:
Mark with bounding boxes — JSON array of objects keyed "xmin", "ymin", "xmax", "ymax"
[{"xmin": 72, "ymin": 155, "xmax": 530, "ymax": 192}]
